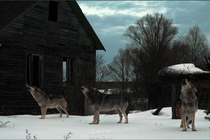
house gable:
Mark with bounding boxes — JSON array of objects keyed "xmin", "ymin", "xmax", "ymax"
[
  {"xmin": 0, "ymin": 1, "xmax": 38, "ymax": 32},
  {"xmin": 0, "ymin": 1, "xmax": 105, "ymax": 51}
]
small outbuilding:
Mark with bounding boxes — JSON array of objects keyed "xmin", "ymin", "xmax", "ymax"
[{"xmin": 159, "ymin": 63, "xmax": 210, "ymax": 119}]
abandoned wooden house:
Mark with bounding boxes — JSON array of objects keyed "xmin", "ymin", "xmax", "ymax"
[{"xmin": 0, "ymin": 1, "xmax": 105, "ymax": 115}]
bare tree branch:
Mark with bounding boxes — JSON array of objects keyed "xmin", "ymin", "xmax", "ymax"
[{"xmin": 184, "ymin": 25, "xmax": 208, "ymax": 64}]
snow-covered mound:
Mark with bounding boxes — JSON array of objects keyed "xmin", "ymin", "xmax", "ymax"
[
  {"xmin": 0, "ymin": 107, "xmax": 209, "ymax": 139},
  {"xmin": 160, "ymin": 63, "xmax": 210, "ymax": 75}
]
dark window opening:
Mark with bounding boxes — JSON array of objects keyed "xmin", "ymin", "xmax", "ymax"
[
  {"xmin": 33, "ymin": 55, "xmax": 40, "ymax": 87},
  {"xmin": 49, "ymin": 1, "xmax": 58, "ymax": 22},
  {"xmin": 26, "ymin": 54, "xmax": 42, "ymax": 87}
]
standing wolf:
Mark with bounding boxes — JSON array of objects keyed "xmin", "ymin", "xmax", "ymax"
[
  {"xmin": 81, "ymin": 85, "xmax": 129, "ymax": 124},
  {"xmin": 27, "ymin": 86, "xmax": 69, "ymax": 119},
  {"xmin": 180, "ymin": 79, "xmax": 198, "ymax": 131}
]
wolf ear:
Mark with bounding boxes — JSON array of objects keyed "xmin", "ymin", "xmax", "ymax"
[{"xmin": 192, "ymin": 87, "xmax": 198, "ymax": 93}]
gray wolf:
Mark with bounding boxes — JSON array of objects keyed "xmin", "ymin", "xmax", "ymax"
[
  {"xmin": 81, "ymin": 85, "xmax": 129, "ymax": 124},
  {"xmin": 27, "ymin": 86, "xmax": 69, "ymax": 119},
  {"xmin": 180, "ymin": 79, "xmax": 198, "ymax": 131}
]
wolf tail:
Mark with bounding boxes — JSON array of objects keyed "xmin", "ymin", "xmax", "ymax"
[
  {"xmin": 124, "ymin": 93, "xmax": 130, "ymax": 116},
  {"xmin": 186, "ymin": 116, "xmax": 192, "ymax": 124},
  {"xmin": 126, "ymin": 107, "xmax": 129, "ymax": 116}
]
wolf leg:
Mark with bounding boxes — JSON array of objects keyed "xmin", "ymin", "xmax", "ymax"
[
  {"xmin": 39, "ymin": 106, "xmax": 44, "ymax": 119},
  {"xmin": 180, "ymin": 116, "xmax": 183, "ymax": 128},
  {"xmin": 119, "ymin": 108, "xmax": 128, "ymax": 124},
  {"xmin": 182, "ymin": 115, "xmax": 187, "ymax": 131},
  {"xmin": 192, "ymin": 114, "xmax": 197, "ymax": 131},
  {"xmin": 186, "ymin": 116, "xmax": 190, "ymax": 128},
  {"xmin": 40, "ymin": 106, "xmax": 47, "ymax": 119},
  {"xmin": 56, "ymin": 106, "xmax": 63, "ymax": 117},
  {"xmin": 180, "ymin": 108, "xmax": 183, "ymax": 128},
  {"xmin": 59, "ymin": 105, "xmax": 69, "ymax": 118},
  {"xmin": 115, "ymin": 109, "xmax": 123, "ymax": 123},
  {"xmin": 90, "ymin": 109, "xmax": 100, "ymax": 124},
  {"xmin": 60, "ymin": 99, "xmax": 69, "ymax": 118},
  {"xmin": 40, "ymin": 106, "xmax": 43, "ymax": 115},
  {"xmin": 96, "ymin": 114, "xmax": 100, "ymax": 124},
  {"xmin": 62, "ymin": 107, "xmax": 69, "ymax": 118}
]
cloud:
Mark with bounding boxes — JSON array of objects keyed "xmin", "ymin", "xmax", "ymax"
[
  {"xmin": 164, "ymin": 1, "xmax": 210, "ymax": 35},
  {"xmin": 78, "ymin": 1, "xmax": 167, "ymax": 18},
  {"xmin": 77, "ymin": 1, "xmax": 210, "ymax": 64},
  {"xmin": 78, "ymin": 1, "xmax": 170, "ymax": 38}
]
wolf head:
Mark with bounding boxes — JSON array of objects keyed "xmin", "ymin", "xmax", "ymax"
[
  {"xmin": 81, "ymin": 85, "xmax": 97, "ymax": 95},
  {"xmin": 27, "ymin": 86, "xmax": 43, "ymax": 99},
  {"xmin": 81, "ymin": 85, "xmax": 101, "ymax": 104},
  {"xmin": 181, "ymin": 79, "xmax": 197, "ymax": 93},
  {"xmin": 80, "ymin": 85, "xmax": 89, "ymax": 95},
  {"xmin": 27, "ymin": 86, "xmax": 38, "ymax": 93}
]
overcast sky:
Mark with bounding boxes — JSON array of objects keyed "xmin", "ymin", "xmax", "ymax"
[{"xmin": 77, "ymin": 1, "xmax": 210, "ymax": 65}]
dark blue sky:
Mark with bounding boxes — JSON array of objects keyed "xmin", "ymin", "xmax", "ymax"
[{"xmin": 77, "ymin": 1, "xmax": 210, "ymax": 64}]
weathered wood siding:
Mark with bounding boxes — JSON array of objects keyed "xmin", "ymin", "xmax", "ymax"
[
  {"xmin": 0, "ymin": 1, "xmax": 97, "ymax": 115},
  {"xmin": 0, "ymin": 45, "xmax": 25, "ymax": 94}
]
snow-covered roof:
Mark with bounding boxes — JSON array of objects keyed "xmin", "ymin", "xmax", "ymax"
[
  {"xmin": 99, "ymin": 88, "xmax": 132, "ymax": 94},
  {"xmin": 160, "ymin": 63, "xmax": 210, "ymax": 75}
]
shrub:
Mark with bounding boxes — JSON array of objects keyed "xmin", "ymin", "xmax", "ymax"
[
  {"xmin": 25, "ymin": 129, "xmax": 73, "ymax": 140},
  {"xmin": 25, "ymin": 129, "xmax": 37, "ymax": 140},
  {"xmin": 0, "ymin": 121, "xmax": 10, "ymax": 128}
]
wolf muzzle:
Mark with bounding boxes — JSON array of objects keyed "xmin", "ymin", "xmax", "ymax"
[{"xmin": 26, "ymin": 87, "xmax": 30, "ymax": 90}]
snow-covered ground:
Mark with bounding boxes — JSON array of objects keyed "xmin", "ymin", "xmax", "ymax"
[{"xmin": 0, "ymin": 107, "xmax": 210, "ymax": 139}]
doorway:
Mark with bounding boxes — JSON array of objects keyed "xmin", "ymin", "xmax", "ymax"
[{"xmin": 26, "ymin": 54, "xmax": 43, "ymax": 87}]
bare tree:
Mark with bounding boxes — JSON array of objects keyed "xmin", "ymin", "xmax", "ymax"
[
  {"xmin": 108, "ymin": 48, "xmax": 134, "ymax": 91},
  {"xmin": 124, "ymin": 13, "xmax": 178, "ymax": 74},
  {"xmin": 123, "ymin": 13, "xmax": 179, "ymax": 109},
  {"xmin": 96, "ymin": 53, "xmax": 111, "ymax": 82},
  {"xmin": 184, "ymin": 25, "xmax": 208, "ymax": 65},
  {"xmin": 170, "ymin": 36, "xmax": 191, "ymax": 64}
]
